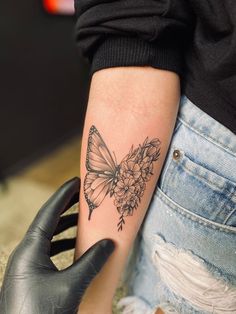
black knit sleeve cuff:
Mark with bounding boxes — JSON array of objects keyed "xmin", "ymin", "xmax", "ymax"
[{"xmin": 89, "ymin": 36, "xmax": 183, "ymax": 78}]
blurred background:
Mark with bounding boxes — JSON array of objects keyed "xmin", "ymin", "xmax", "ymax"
[
  {"xmin": 0, "ymin": 1, "xmax": 126, "ymax": 309},
  {"xmin": 0, "ymin": 0, "xmax": 88, "ymax": 248}
]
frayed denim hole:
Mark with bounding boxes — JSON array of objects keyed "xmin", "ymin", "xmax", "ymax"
[{"xmin": 151, "ymin": 233, "xmax": 236, "ymax": 313}]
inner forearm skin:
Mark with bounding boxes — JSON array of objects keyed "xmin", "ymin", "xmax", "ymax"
[{"xmin": 75, "ymin": 66, "xmax": 180, "ymax": 313}]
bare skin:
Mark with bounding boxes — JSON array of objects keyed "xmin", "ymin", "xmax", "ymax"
[{"xmin": 75, "ymin": 66, "xmax": 180, "ymax": 313}]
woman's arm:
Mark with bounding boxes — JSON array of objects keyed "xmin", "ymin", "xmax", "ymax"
[{"xmin": 75, "ymin": 66, "xmax": 180, "ymax": 313}]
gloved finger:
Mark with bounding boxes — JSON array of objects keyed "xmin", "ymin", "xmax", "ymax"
[
  {"xmin": 62, "ymin": 193, "xmax": 79, "ymax": 216},
  {"xmin": 54, "ymin": 213, "xmax": 78, "ymax": 236},
  {"xmin": 64, "ymin": 239, "xmax": 115, "ymax": 291},
  {"xmin": 26, "ymin": 177, "xmax": 80, "ymax": 241},
  {"xmin": 50, "ymin": 238, "xmax": 76, "ymax": 256}
]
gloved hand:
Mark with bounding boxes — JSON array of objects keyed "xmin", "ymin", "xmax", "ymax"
[{"xmin": 0, "ymin": 177, "xmax": 115, "ymax": 314}]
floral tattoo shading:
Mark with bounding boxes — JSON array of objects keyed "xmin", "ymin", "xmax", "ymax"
[{"xmin": 84, "ymin": 125, "xmax": 161, "ymax": 231}]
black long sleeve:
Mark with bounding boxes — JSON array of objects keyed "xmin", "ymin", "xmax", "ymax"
[
  {"xmin": 74, "ymin": 0, "xmax": 194, "ymax": 78},
  {"xmin": 74, "ymin": 0, "xmax": 236, "ymax": 135}
]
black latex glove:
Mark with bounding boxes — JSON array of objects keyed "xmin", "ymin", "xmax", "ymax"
[{"xmin": 0, "ymin": 177, "xmax": 115, "ymax": 314}]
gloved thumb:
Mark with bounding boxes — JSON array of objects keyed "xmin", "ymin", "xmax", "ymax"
[{"xmin": 64, "ymin": 239, "xmax": 115, "ymax": 290}]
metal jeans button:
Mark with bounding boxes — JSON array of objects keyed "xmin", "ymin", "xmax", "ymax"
[{"xmin": 173, "ymin": 149, "xmax": 181, "ymax": 160}]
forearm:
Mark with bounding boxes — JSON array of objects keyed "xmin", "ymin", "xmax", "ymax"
[{"xmin": 75, "ymin": 66, "xmax": 180, "ymax": 313}]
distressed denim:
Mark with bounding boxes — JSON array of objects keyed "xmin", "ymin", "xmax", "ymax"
[{"xmin": 117, "ymin": 95, "xmax": 236, "ymax": 314}]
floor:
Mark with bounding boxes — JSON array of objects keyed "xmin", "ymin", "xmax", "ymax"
[{"xmin": 0, "ymin": 135, "xmax": 126, "ymax": 312}]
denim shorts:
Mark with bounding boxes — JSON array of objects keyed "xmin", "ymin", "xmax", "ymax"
[{"xmin": 117, "ymin": 95, "xmax": 236, "ymax": 314}]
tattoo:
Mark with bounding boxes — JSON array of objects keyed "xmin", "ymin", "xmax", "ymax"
[{"xmin": 84, "ymin": 125, "xmax": 161, "ymax": 231}]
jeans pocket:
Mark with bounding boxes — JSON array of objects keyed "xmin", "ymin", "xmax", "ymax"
[{"xmin": 157, "ymin": 144, "xmax": 236, "ymax": 227}]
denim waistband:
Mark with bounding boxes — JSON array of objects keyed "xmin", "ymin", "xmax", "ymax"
[{"xmin": 178, "ymin": 95, "xmax": 236, "ymax": 157}]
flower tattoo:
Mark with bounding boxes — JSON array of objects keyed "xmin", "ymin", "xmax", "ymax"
[{"xmin": 84, "ymin": 125, "xmax": 161, "ymax": 231}]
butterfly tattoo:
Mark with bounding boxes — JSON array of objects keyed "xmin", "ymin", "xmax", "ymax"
[{"xmin": 84, "ymin": 125, "xmax": 161, "ymax": 231}]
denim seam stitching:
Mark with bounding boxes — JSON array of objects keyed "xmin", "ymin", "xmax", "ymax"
[
  {"xmin": 223, "ymin": 206, "xmax": 236, "ymax": 225},
  {"xmin": 158, "ymin": 121, "xmax": 182, "ymax": 194},
  {"xmin": 174, "ymin": 118, "xmax": 182, "ymax": 133},
  {"xmin": 159, "ymin": 158, "xmax": 172, "ymax": 196},
  {"xmin": 154, "ymin": 187, "xmax": 236, "ymax": 233},
  {"xmin": 223, "ymin": 185, "xmax": 236, "ymax": 225},
  {"xmin": 173, "ymin": 158, "xmax": 236, "ymax": 220},
  {"xmin": 177, "ymin": 117, "xmax": 236, "ymax": 157},
  {"xmin": 174, "ymin": 151, "xmax": 235, "ymax": 194},
  {"xmin": 157, "ymin": 150, "xmax": 176, "ymax": 195}
]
